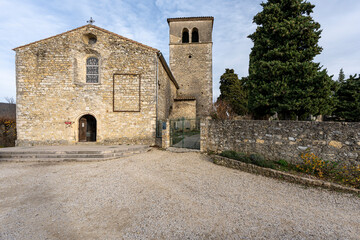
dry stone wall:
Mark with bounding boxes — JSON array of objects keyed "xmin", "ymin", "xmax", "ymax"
[{"xmin": 202, "ymin": 119, "xmax": 360, "ymax": 164}]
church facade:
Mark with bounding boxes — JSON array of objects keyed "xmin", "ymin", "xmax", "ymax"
[{"xmin": 13, "ymin": 17, "xmax": 213, "ymax": 146}]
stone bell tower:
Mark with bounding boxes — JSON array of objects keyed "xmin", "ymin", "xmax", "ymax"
[{"xmin": 167, "ymin": 17, "xmax": 214, "ymax": 117}]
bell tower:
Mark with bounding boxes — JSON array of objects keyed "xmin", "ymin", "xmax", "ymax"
[{"xmin": 167, "ymin": 17, "xmax": 214, "ymax": 117}]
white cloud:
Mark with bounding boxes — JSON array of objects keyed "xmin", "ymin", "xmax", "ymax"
[
  {"xmin": 1, "ymin": 0, "xmax": 360, "ymax": 103},
  {"xmin": 0, "ymin": 0, "xmax": 68, "ymax": 103},
  {"xmin": 312, "ymin": 0, "xmax": 360, "ymax": 77}
]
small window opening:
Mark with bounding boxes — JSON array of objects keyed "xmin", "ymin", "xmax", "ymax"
[
  {"xmin": 83, "ymin": 33, "xmax": 97, "ymax": 45},
  {"xmin": 182, "ymin": 29, "xmax": 189, "ymax": 43},
  {"xmin": 89, "ymin": 37, "xmax": 97, "ymax": 44},
  {"xmin": 192, "ymin": 28, "xmax": 199, "ymax": 43},
  {"xmin": 86, "ymin": 57, "xmax": 99, "ymax": 83},
  {"xmin": 188, "ymin": 54, "xmax": 192, "ymax": 58}
]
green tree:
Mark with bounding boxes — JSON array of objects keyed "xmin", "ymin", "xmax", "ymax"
[
  {"xmin": 334, "ymin": 74, "xmax": 360, "ymax": 122},
  {"xmin": 218, "ymin": 69, "xmax": 248, "ymax": 115},
  {"xmin": 338, "ymin": 68, "xmax": 345, "ymax": 82},
  {"xmin": 247, "ymin": 0, "xmax": 335, "ymax": 120}
]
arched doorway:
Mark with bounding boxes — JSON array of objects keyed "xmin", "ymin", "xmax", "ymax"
[{"xmin": 79, "ymin": 114, "xmax": 97, "ymax": 142}]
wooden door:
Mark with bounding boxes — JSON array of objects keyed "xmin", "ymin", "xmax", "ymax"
[{"xmin": 79, "ymin": 117, "xmax": 87, "ymax": 142}]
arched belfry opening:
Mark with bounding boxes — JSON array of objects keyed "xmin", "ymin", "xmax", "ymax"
[
  {"xmin": 79, "ymin": 114, "xmax": 97, "ymax": 142},
  {"xmin": 182, "ymin": 28, "xmax": 189, "ymax": 43},
  {"xmin": 192, "ymin": 28, "xmax": 199, "ymax": 43}
]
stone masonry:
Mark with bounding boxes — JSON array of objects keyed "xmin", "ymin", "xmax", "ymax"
[
  {"xmin": 168, "ymin": 17, "xmax": 213, "ymax": 118},
  {"xmin": 14, "ymin": 25, "xmax": 178, "ymax": 146},
  {"xmin": 169, "ymin": 99, "xmax": 196, "ymax": 120},
  {"xmin": 157, "ymin": 54, "xmax": 178, "ymax": 121},
  {"xmin": 201, "ymin": 119, "xmax": 360, "ymax": 165}
]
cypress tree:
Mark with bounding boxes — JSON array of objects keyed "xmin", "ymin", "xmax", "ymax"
[
  {"xmin": 334, "ymin": 74, "xmax": 360, "ymax": 122},
  {"xmin": 338, "ymin": 68, "xmax": 345, "ymax": 82},
  {"xmin": 248, "ymin": 0, "xmax": 335, "ymax": 120},
  {"xmin": 218, "ymin": 69, "xmax": 248, "ymax": 115}
]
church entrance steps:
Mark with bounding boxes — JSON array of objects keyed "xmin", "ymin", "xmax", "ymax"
[
  {"xmin": 0, "ymin": 145, "xmax": 149, "ymax": 162},
  {"xmin": 75, "ymin": 142, "xmax": 100, "ymax": 145}
]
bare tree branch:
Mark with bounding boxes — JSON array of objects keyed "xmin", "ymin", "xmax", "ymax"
[{"xmin": 4, "ymin": 97, "xmax": 15, "ymax": 104}]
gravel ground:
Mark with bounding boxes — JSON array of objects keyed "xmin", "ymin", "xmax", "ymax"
[{"xmin": 0, "ymin": 148, "xmax": 359, "ymax": 239}]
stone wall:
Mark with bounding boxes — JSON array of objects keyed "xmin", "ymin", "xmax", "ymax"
[
  {"xmin": 157, "ymin": 59, "xmax": 177, "ymax": 121},
  {"xmin": 169, "ymin": 100, "xmax": 196, "ymax": 119},
  {"xmin": 202, "ymin": 119, "xmax": 360, "ymax": 164},
  {"xmin": 15, "ymin": 25, "xmax": 161, "ymax": 146},
  {"xmin": 0, "ymin": 103, "xmax": 16, "ymax": 119},
  {"xmin": 168, "ymin": 18, "xmax": 213, "ymax": 118}
]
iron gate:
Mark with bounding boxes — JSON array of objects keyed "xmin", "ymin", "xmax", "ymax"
[{"xmin": 170, "ymin": 118, "xmax": 200, "ymax": 149}]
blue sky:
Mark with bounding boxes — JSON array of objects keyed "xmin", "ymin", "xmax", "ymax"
[{"xmin": 1, "ymin": 0, "xmax": 360, "ymax": 102}]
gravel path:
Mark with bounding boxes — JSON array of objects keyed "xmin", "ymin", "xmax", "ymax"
[{"xmin": 0, "ymin": 148, "xmax": 359, "ymax": 239}]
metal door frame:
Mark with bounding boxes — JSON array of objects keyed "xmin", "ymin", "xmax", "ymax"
[{"xmin": 170, "ymin": 118, "xmax": 200, "ymax": 149}]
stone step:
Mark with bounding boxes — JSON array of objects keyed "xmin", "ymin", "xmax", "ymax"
[
  {"xmin": 0, "ymin": 151, "xmax": 104, "ymax": 155},
  {"xmin": 75, "ymin": 142, "xmax": 102, "ymax": 145},
  {"xmin": 0, "ymin": 146, "xmax": 149, "ymax": 157},
  {"xmin": 0, "ymin": 153, "xmax": 114, "ymax": 159},
  {"xmin": 0, "ymin": 146, "xmax": 150, "ymax": 162},
  {"xmin": 0, "ymin": 157, "xmax": 120, "ymax": 162}
]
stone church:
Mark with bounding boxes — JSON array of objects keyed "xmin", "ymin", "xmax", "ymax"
[{"xmin": 13, "ymin": 17, "xmax": 213, "ymax": 146}]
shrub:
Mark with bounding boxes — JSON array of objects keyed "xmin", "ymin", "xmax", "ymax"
[
  {"xmin": 220, "ymin": 150, "xmax": 238, "ymax": 159},
  {"xmin": 298, "ymin": 151, "xmax": 360, "ymax": 189},
  {"xmin": 249, "ymin": 153, "xmax": 265, "ymax": 162},
  {"xmin": 336, "ymin": 164, "xmax": 360, "ymax": 189},
  {"xmin": 298, "ymin": 152, "xmax": 341, "ymax": 178},
  {"xmin": 276, "ymin": 159, "xmax": 289, "ymax": 167},
  {"xmin": 210, "ymin": 100, "xmax": 236, "ymax": 120},
  {"xmin": 249, "ymin": 153, "xmax": 275, "ymax": 169},
  {"xmin": 298, "ymin": 152, "xmax": 328, "ymax": 178},
  {"xmin": 219, "ymin": 149, "xmax": 360, "ymax": 189},
  {"xmin": 0, "ymin": 117, "xmax": 16, "ymax": 147},
  {"xmin": 220, "ymin": 151, "xmax": 275, "ymax": 169},
  {"xmin": 220, "ymin": 150, "xmax": 249, "ymax": 162}
]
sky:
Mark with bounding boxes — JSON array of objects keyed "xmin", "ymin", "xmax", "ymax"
[{"xmin": 0, "ymin": 0, "xmax": 360, "ymax": 103}]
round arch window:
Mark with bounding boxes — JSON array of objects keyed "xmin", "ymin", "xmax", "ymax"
[{"xmin": 182, "ymin": 28, "xmax": 189, "ymax": 43}]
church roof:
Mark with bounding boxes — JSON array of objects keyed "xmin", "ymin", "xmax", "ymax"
[
  {"xmin": 157, "ymin": 52, "xmax": 179, "ymax": 89},
  {"xmin": 13, "ymin": 24, "xmax": 159, "ymax": 52}
]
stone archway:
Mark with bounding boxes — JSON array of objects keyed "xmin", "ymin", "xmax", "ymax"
[{"xmin": 79, "ymin": 114, "xmax": 97, "ymax": 142}]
